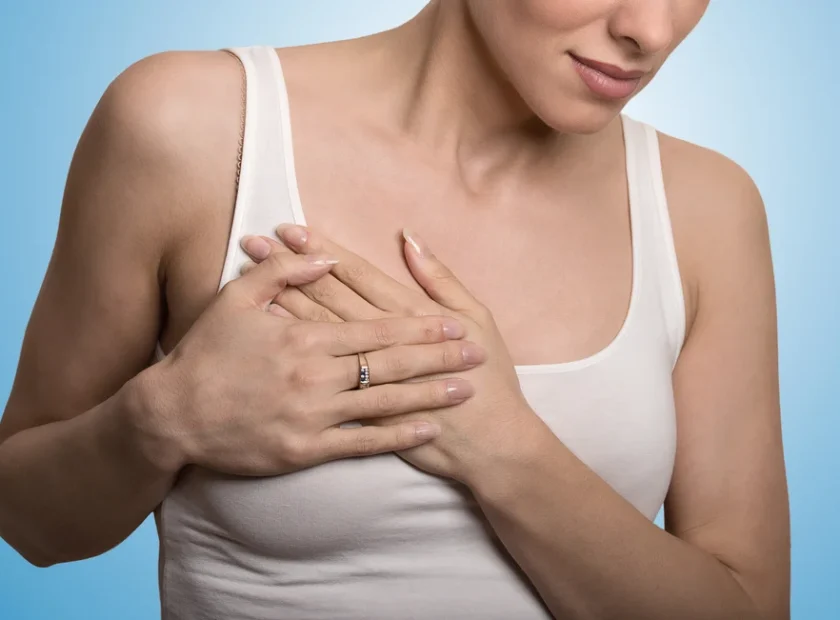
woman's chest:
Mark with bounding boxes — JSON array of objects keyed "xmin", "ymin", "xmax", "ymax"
[{"xmin": 292, "ymin": 139, "xmax": 634, "ymax": 366}]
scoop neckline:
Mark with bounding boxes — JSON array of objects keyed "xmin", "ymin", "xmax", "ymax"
[{"xmin": 268, "ymin": 47, "xmax": 641, "ymax": 376}]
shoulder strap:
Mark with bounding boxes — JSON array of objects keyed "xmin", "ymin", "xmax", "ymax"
[
  {"xmin": 620, "ymin": 115, "xmax": 686, "ymax": 366},
  {"xmin": 215, "ymin": 46, "xmax": 302, "ymax": 289}
]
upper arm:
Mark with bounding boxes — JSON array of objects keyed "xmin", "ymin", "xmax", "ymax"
[
  {"xmin": 662, "ymin": 138, "xmax": 790, "ymax": 618},
  {"xmin": 0, "ymin": 51, "xmax": 239, "ymax": 442}
]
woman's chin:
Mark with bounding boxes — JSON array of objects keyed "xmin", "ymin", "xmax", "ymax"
[{"xmin": 533, "ymin": 96, "xmax": 626, "ymax": 136}]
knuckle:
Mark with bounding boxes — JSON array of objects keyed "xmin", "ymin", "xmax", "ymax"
[
  {"xmin": 373, "ymin": 322, "xmax": 394, "ymax": 347},
  {"xmin": 277, "ymin": 435, "xmax": 308, "ymax": 467},
  {"xmin": 289, "ymin": 363, "xmax": 318, "ymax": 390},
  {"xmin": 431, "ymin": 268, "xmax": 456, "ymax": 283},
  {"xmin": 429, "ymin": 381, "xmax": 449, "ymax": 403},
  {"xmin": 354, "ymin": 432, "xmax": 379, "ymax": 456},
  {"xmin": 313, "ymin": 307, "xmax": 334, "ymax": 323},
  {"xmin": 375, "ymin": 389, "xmax": 397, "ymax": 414},
  {"xmin": 286, "ymin": 324, "xmax": 319, "ymax": 351},
  {"xmin": 332, "ymin": 322, "xmax": 351, "ymax": 346},
  {"xmin": 422, "ymin": 319, "xmax": 445, "ymax": 342},
  {"xmin": 441, "ymin": 343, "xmax": 461, "ymax": 369},
  {"xmin": 307, "ymin": 279, "xmax": 336, "ymax": 301},
  {"xmin": 344, "ymin": 264, "xmax": 368, "ymax": 285},
  {"xmin": 384, "ymin": 351, "xmax": 407, "ymax": 375},
  {"xmin": 392, "ymin": 425, "xmax": 411, "ymax": 449}
]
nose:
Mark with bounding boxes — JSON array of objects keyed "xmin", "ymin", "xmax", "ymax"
[{"xmin": 609, "ymin": 0, "xmax": 675, "ymax": 55}]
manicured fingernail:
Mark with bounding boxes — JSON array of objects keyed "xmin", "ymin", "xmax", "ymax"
[
  {"xmin": 446, "ymin": 379, "xmax": 474, "ymax": 401},
  {"xmin": 305, "ymin": 254, "xmax": 339, "ymax": 266},
  {"xmin": 414, "ymin": 422, "xmax": 441, "ymax": 440},
  {"xmin": 460, "ymin": 342, "xmax": 486, "ymax": 366},
  {"xmin": 403, "ymin": 228, "xmax": 429, "ymax": 258},
  {"xmin": 277, "ymin": 225, "xmax": 308, "ymax": 247},
  {"xmin": 442, "ymin": 318, "xmax": 464, "ymax": 339},
  {"xmin": 239, "ymin": 260, "xmax": 257, "ymax": 275},
  {"xmin": 241, "ymin": 235, "xmax": 271, "ymax": 259}
]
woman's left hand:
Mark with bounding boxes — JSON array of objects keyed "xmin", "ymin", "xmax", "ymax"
[{"xmin": 240, "ymin": 225, "xmax": 553, "ymax": 486}]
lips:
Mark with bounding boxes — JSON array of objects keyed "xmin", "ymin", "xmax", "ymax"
[
  {"xmin": 569, "ymin": 53, "xmax": 646, "ymax": 100},
  {"xmin": 569, "ymin": 53, "xmax": 647, "ymax": 80}
]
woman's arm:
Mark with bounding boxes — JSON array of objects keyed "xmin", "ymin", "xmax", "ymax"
[
  {"xmin": 465, "ymin": 147, "xmax": 789, "ymax": 619},
  {"xmin": 0, "ymin": 51, "xmax": 242, "ymax": 566}
]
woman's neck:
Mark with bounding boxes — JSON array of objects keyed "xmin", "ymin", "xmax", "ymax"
[{"xmin": 362, "ymin": 1, "xmax": 608, "ymax": 180}]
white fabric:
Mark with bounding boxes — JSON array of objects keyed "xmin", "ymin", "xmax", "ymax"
[{"xmin": 156, "ymin": 45, "xmax": 686, "ymax": 620}]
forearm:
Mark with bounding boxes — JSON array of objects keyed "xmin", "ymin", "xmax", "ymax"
[
  {"xmin": 0, "ymin": 367, "xmax": 180, "ymax": 567},
  {"xmin": 470, "ymin": 429, "xmax": 765, "ymax": 620}
]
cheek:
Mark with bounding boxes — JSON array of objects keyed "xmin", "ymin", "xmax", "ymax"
[{"xmin": 521, "ymin": 0, "xmax": 615, "ymax": 30}]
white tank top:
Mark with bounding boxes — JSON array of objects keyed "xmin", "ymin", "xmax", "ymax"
[{"xmin": 155, "ymin": 45, "xmax": 686, "ymax": 620}]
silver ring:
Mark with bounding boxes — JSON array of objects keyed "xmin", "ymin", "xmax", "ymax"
[{"xmin": 357, "ymin": 352, "xmax": 371, "ymax": 389}]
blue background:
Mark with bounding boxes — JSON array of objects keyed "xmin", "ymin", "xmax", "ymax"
[{"xmin": 1, "ymin": 1, "xmax": 837, "ymax": 618}]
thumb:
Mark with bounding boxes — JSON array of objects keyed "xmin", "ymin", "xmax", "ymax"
[{"xmin": 233, "ymin": 251, "xmax": 339, "ymax": 307}]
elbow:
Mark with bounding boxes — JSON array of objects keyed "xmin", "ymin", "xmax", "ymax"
[
  {"xmin": 21, "ymin": 550, "xmax": 57, "ymax": 569},
  {"xmin": 3, "ymin": 537, "xmax": 60, "ymax": 568},
  {"xmin": 1, "ymin": 529, "xmax": 91, "ymax": 569}
]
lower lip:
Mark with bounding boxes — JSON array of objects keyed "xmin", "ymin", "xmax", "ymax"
[{"xmin": 570, "ymin": 56, "xmax": 641, "ymax": 100}]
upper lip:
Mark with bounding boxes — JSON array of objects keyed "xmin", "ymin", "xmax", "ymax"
[{"xmin": 569, "ymin": 53, "xmax": 648, "ymax": 80}]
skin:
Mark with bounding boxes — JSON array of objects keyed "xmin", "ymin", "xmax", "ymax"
[{"xmin": 0, "ymin": 0, "xmax": 788, "ymax": 618}]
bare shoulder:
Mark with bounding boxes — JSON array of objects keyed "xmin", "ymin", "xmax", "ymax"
[
  {"xmin": 83, "ymin": 50, "xmax": 243, "ymax": 251},
  {"xmin": 656, "ymin": 131, "xmax": 771, "ymax": 332}
]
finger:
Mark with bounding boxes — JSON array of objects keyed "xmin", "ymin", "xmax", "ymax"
[
  {"xmin": 277, "ymin": 224, "xmax": 421, "ymax": 311},
  {"xmin": 327, "ymin": 377, "xmax": 473, "ymax": 424},
  {"xmin": 227, "ymin": 251, "xmax": 338, "ymax": 308},
  {"xmin": 242, "ymin": 233, "xmax": 382, "ymax": 321},
  {"xmin": 273, "ymin": 287, "xmax": 344, "ymax": 322},
  {"xmin": 402, "ymin": 228, "xmax": 478, "ymax": 313},
  {"xmin": 240, "ymin": 234, "xmax": 291, "ymax": 261},
  {"xmin": 284, "ymin": 269, "xmax": 382, "ymax": 321},
  {"xmin": 317, "ymin": 421, "xmax": 441, "ymax": 462},
  {"xmin": 335, "ymin": 340, "xmax": 486, "ymax": 390},
  {"xmin": 305, "ymin": 315, "xmax": 466, "ymax": 357}
]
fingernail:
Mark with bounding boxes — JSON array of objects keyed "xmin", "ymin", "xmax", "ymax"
[
  {"xmin": 446, "ymin": 379, "xmax": 474, "ymax": 401},
  {"xmin": 442, "ymin": 318, "xmax": 464, "ymax": 339},
  {"xmin": 239, "ymin": 260, "xmax": 256, "ymax": 275},
  {"xmin": 460, "ymin": 342, "xmax": 486, "ymax": 366},
  {"xmin": 278, "ymin": 225, "xmax": 308, "ymax": 247},
  {"xmin": 241, "ymin": 235, "xmax": 271, "ymax": 260},
  {"xmin": 305, "ymin": 254, "xmax": 339, "ymax": 266},
  {"xmin": 403, "ymin": 228, "xmax": 430, "ymax": 258},
  {"xmin": 414, "ymin": 422, "xmax": 441, "ymax": 440}
]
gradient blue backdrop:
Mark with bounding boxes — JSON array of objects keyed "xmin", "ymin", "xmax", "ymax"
[{"xmin": 1, "ymin": 2, "xmax": 837, "ymax": 619}]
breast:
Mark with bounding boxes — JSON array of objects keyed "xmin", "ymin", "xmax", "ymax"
[{"xmin": 158, "ymin": 350, "xmax": 675, "ymax": 619}]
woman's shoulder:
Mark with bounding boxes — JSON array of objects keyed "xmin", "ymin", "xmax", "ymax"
[
  {"xmin": 654, "ymin": 129, "xmax": 770, "ymax": 333},
  {"xmin": 83, "ymin": 48, "xmax": 245, "ymax": 255},
  {"xmin": 656, "ymin": 130, "xmax": 762, "ymax": 216},
  {"xmin": 100, "ymin": 49, "xmax": 243, "ymax": 169}
]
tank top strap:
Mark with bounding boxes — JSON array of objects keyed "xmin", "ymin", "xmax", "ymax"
[
  {"xmin": 218, "ymin": 45, "xmax": 301, "ymax": 288},
  {"xmin": 620, "ymin": 115, "xmax": 686, "ymax": 367}
]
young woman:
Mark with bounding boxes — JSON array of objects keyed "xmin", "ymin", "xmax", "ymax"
[{"xmin": 0, "ymin": 1, "xmax": 789, "ymax": 618}]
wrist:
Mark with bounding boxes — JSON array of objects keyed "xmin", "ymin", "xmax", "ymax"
[
  {"xmin": 465, "ymin": 411, "xmax": 557, "ymax": 504},
  {"xmin": 119, "ymin": 360, "xmax": 189, "ymax": 475}
]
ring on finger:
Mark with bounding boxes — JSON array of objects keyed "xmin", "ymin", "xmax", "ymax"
[{"xmin": 357, "ymin": 352, "xmax": 371, "ymax": 390}]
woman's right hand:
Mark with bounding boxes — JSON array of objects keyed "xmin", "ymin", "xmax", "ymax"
[{"xmin": 148, "ymin": 251, "xmax": 485, "ymax": 477}]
